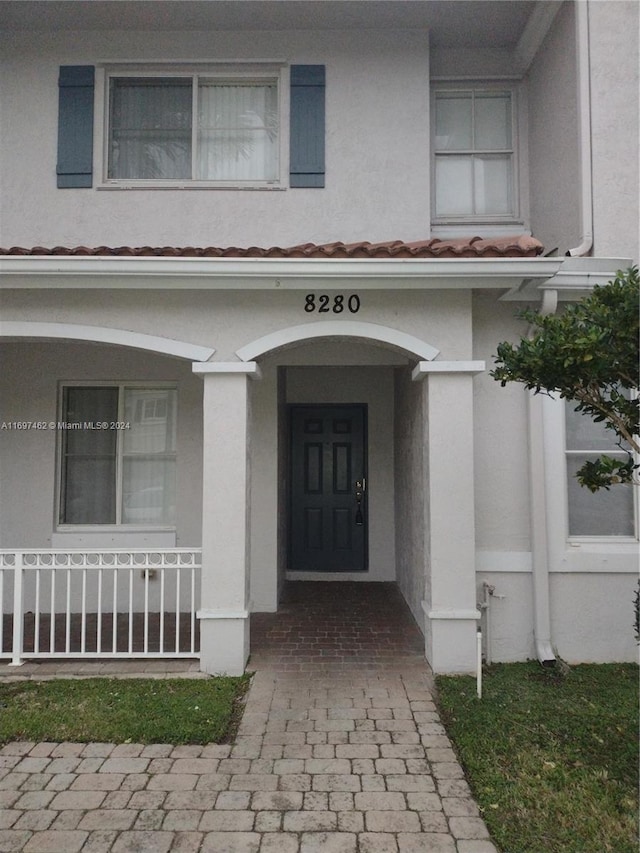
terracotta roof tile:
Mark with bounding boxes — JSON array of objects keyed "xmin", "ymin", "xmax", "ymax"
[{"xmin": 0, "ymin": 236, "xmax": 544, "ymax": 259}]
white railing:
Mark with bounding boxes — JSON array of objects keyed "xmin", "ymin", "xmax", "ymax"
[{"xmin": 0, "ymin": 549, "xmax": 201, "ymax": 665}]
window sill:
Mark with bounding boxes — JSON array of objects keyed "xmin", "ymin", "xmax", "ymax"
[
  {"xmin": 431, "ymin": 221, "xmax": 528, "ymax": 238},
  {"xmin": 566, "ymin": 537, "xmax": 638, "ymax": 550}
]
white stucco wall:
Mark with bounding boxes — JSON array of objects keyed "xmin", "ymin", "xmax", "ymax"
[
  {"xmin": 0, "ymin": 288, "xmax": 472, "ymax": 362},
  {"xmin": 0, "ymin": 28, "xmax": 430, "ymax": 248},
  {"xmin": 550, "ymin": 573, "xmax": 638, "ymax": 663},
  {"xmin": 472, "ymin": 292, "xmax": 531, "ymax": 554},
  {"xmin": 526, "ymin": 0, "xmax": 580, "ymax": 255},
  {"xmin": 393, "ymin": 367, "xmax": 427, "ymax": 629},
  {"xmin": 430, "ymin": 47, "xmax": 515, "ymax": 79},
  {"xmin": 588, "ymin": 0, "xmax": 640, "ymax": 260},
  {"xmin": 247, "ymin": 365, "xmax": 279, "ymax": 611},
  {"xmin": 477, "ymin": 571, "xmax": 535, "ymax": 663},
  {"xmin": 476, "ymin": 570, "xmax": 639, "ymax": 666}
]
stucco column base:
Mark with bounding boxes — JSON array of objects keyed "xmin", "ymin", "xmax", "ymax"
[
  {"xmin": 197, "ymin": 613, "xmax": 250, "ymax": 676},
  {"xmin": 423, "ymin": 608, "xmax": 480, "ymax": 673}
]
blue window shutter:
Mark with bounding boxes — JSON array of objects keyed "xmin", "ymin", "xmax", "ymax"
[
  {"xmin": 57, "ymin": 66, "xmax": 95, "ymax": 188},
  {"xmin": 290, "ymin": 65, "xmax": 325, "ymax": 188}
]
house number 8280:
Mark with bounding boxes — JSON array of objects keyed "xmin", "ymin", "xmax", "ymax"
[{"xmin": 304, "ymin": 294, "xmax": 361, "ymax": 314}]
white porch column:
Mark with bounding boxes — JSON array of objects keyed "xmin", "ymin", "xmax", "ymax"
[
  {"xmin": 192, "ymin": 362, "xmax": 261, "ymax": 675},
  {"xmin": 413, "ymin": 361, "xmax": 484, "ymax": 673}
]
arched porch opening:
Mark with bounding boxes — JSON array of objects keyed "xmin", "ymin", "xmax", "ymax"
[{"xmin": 224, "ymin": 325, "xmax": 485, "ymax": 675}]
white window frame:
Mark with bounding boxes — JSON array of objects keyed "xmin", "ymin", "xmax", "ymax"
[
  {"xmin": 95, "ymin": 63, "xmax": 288, "ymax": 190},
  {"xmin": 563, "ymin": 395, "xmax": 639, "ymax": 542},
  {"xmin": 542, "ymin": 395, "xmax": 638, "ymax": 576},
  {"xmin": 430, "ymin": 81, "xmax": 527, "ymax": 232},
  {"xmin": 56, "ymin": 382, "xmax": 178, "ymax": 531}
]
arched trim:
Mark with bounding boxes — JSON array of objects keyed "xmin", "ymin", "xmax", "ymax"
[
  {"xmin": 235, "ymin": 321, "xmax": 440, "ymax": 362},
  {"xmin": 0, "ymin": 321, "xmax": 214, "ymax": 362}
]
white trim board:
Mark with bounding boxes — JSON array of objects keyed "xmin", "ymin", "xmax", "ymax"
[
  {"xmin": 192, "ymin": 362, "xmax": 262, "ymax": 378},
  {"xmin": 412, "ymin": 360, "xmax": 485, "ymax": 380}
]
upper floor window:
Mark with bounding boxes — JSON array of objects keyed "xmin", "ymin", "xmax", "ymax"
[
  {"xmin": 565, "ymin": 402, "xmax": 636, "ymax": 538},
  {"xmin": 106, "ymin": 70, "xmax": 281, "ymax": 186},
  {"xmin": 58, "ymin": 63, "xmax": 324, "ymax": 189},
  {"xmin": 433, "ymin": 86, "xmax": 516, "ymax": 221}
]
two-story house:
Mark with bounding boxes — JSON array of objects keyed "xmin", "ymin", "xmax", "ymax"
[{"xmin": 0, "ymin": 0, "xmax": 638, "ymax": 675}]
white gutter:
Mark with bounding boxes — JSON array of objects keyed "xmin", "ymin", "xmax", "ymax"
[
  {"xmin": 567, "ymin": 0, "xmax": 593, "ymax": 257},
  {"xmin": 0, "ymin": 256, "xmax": 563, "ymax": 290},
  {"xmin": 528, "ymin": 288, "xmax": 558, "ymax": 666}
]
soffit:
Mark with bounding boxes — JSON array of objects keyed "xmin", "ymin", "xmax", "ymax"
[{"xmin": 0, "ymin": 1, "xmax": 535, "ymax": 47}]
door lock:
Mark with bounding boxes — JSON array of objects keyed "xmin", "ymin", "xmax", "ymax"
[{"xmin": 355, "ymin": 478, "xmax": 366, "ymax": 526}]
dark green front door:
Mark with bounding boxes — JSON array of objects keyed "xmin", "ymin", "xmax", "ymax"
[{"xmin": 289, "ymin": 404, "xmax": 367, "ymax": 572}]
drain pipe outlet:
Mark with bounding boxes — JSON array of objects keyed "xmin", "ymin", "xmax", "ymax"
[{"xmin": 476, "ymin": 628, "xmax": 483, "ymax": 699}]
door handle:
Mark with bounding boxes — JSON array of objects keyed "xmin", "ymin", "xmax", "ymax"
[{"xmin": 355, "ymin": 479, "xmax": 365, "ymax": 526}]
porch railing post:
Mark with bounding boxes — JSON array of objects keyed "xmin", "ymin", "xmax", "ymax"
[{"xmin": 10, "ymin": 552, "xmax": 24, "ymax": 666}]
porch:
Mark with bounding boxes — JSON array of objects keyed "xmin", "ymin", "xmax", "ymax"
[
  {"xmin": 0, "ymin": 328, "xmax": 485, "ymax": 677},
  {"xmin": 249, "ymin": 581, "xmax": 426, "ymax": 674},
  {"xmin": 0, "ymin": 569, "xmax": 427, "ymax": 678}
]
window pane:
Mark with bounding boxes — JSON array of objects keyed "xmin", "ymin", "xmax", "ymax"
[
  {"xmin": 566, "ymin": 401, "xmax": 631, "ymax": 451},
  {"xmin": 474, "ymin": 154, "xmax": 512, "ymax": 215},
  {"xmin": 435, "ymin": 156, "xmax": 473, "ymax": 215},
  {"xmin": 475, "ymin": 93, "xmax": 511, "ymax": 150},
  {"xmin": 60, "ymin": 388, "xmax": 118, "ymax": 524},
  {"xmin": 122, "ymin": 389, "xmax": 176, "ymax": 525},
  {"xmin": 122, "ymin": 458, "xmax": 176, "ymax": 524},
  {"xmin": 63, "ymin": 388, "xmax": 118, "ymax": 455},
  {"xmin": 109, "ymin": 78, "xmax": 192, "ymax": 179},
  {"xmin": 567, "ymin": 455, "xmax": 635, "ymax": 536},
  {"xmin": 62, "ymin": 458, "xmax": 117, "ymax": 524},
  {"xmin": 197, "ymin": 83, "xmax": 278, "ymax": 180},
  {"xmin": 123, "ymin": 389, "xmax": 176, "ymax": 453},
  {"xmin": 435, "ymin": 95, "xmax": 472, "ymax": 150}
]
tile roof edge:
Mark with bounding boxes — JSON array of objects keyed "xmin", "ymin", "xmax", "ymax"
[{"xmin": 0, "ymin": 235, "xmax": 545, "ymax": 259}]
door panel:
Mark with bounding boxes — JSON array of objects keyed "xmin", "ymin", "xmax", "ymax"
[{"xmin": 289, "ymin": 404, "xmax": 367, "ymax": 572}]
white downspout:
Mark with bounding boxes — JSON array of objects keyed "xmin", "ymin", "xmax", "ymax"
[
  {"xmin": 528, "ymin": 288, "xmax": 558, "ymax": 666},
  {"xmin": 528, "ymin": 0, "xmax": 593, "ymax": 662},
  {"xmin": 568, "ymin": 0, "xmax": 593, "ymax": 257}
]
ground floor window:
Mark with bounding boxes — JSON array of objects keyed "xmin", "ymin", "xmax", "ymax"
[
  {"xmin": 565, "ymin": 402, "xmax": 635, "ymax": 537},
  {"xmin": 59, "ymin": 385, "xmax": 177, "ymax": 526}
]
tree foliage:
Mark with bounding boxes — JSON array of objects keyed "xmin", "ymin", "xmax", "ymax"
[{"xmin": 492, "ymin": 266, "xmax": 639, "ymax": 491}]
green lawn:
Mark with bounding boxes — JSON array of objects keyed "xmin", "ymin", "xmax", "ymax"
[
  {"xmin": 0, "ymin": 676, "xmax": 250, "ymax": 745},
  {"xmin": 436, "ymin": 662, "xmax": 639, "ymax": 853}
]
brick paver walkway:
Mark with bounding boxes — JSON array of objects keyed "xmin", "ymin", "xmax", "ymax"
[{"xmin": 0, "ymin": 583, "xmax": 497, "ymax": 852}]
